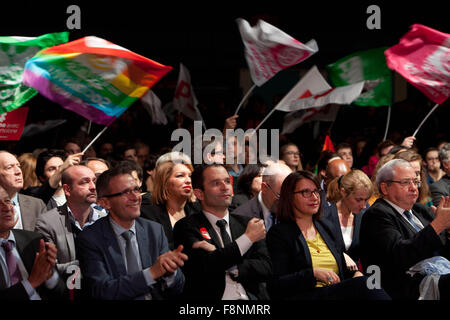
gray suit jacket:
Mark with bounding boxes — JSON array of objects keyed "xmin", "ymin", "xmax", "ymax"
[
  {"xmin": 34, "ymin": 204, "xmax": 106, "ymax": 276},
  {"xmin": 232, "ymin": 196, "xmax": 264, "ymax": 220},
  {"xmin": 17, "ymin": 193, "xmax": 47, "ymax": 231},
  {"xmin": 430, "ymin": 175, "xmax": 450, "ymax": 206}
]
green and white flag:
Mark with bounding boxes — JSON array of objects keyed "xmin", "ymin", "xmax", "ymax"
[
  {"xmin": 326, "ymin": 47, "xmax": 392, "ymax": 106},
  {"xmin": 0, "ymin": 32, "xmax": 69, "ymax": 114}
]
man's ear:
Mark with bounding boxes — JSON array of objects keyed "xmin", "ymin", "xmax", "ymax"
[
  {"xmin": 62, "ymin": 184, "xmax": 71, "ymax": 198},
  {"xmin": 379, "ymin": 182, "xmax": 388, "ymax": 197},
  {"xmin": 193, "ymin": 188, "xmax": 204, "ymax": 202}
]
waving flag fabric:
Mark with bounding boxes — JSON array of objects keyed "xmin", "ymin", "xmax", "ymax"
[
  {"xmin": 282, "ymin": 105, "xmax": 339, "ymax": 135},
  {"xmin": 327, "ymin": 47, "xmax": 392, "ymax": 106},
  {"xmin": 0, "ymin": 32, "xmax": 69, "ymax": 114},
  {"xmin": 173, "ymin": 63, "xmax": 203, "ymax": 122},
  {"xmin": 23, "ymin": 36, "xmax": 172, "ymax": 126},
  {"xmin": 141, "ymin": 89, "xmax": 167, "ymax": 125},
  {"xmin": 384, "ymin": 24, "xmax": 450, "ymax": 104},
  {"xmin": 237, "ymin": 18, "xmax": 318, "ymax": 86}
]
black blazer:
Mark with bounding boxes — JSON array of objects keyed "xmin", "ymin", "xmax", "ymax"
[
  {"xmin": 140, "ymin": 201, "xmax": 200, "ymax": 250},
  {"xmin": 173, "ymin": 212, "xmax": 272, "ymax": 300},
  {"xmin": 266, "ymin": 218, "xmax": 356, "ymax": 300},
  {"xmin": 320, "ymin": 202, "xmax": 364, "ymax": 264},
  {"xmin": 359, "ymin": 198, "xmax": 449, "ymax": 300},
  {"xmin": 430, "ymin": 174, "xmax": 450, "ymax": 206},
  {"xmin": 0, "ymin": 230, "xmax": 66, "ymax": 300}
]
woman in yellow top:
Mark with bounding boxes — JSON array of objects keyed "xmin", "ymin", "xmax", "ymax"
[{"xmin": 266, "ymin": 170, "xmax": 390, "ymax": 300}]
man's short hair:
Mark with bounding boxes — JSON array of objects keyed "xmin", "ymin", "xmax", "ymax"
[
  {"xmin": 438, "ymin": 143, "xmax": 450, "ymax": 163},
  {"xmin": 80, "ymin": 157, "xmax": 111, "ymax": 169},
  {"xmin": 35, "ymin": 149, "xmax": 66, "ymax": 181},
  {"xmin": 191, "ymin": 163, "xmax": 226, "ymax": 190},
  {"xmin": 96, "ymin": 165, "xmax": 136, "ymax": 198},
  {"xmin": 336, "ymin": 142, "xmax": 352, "ymax": 152},
  {"xmin": 61, "ymin": 164, "xmax": 88, "ymax": 187},
  {"xmin": 117, "ymin": 159, "xmax": 143, "ymax": 182},
  {"xmin": 376, "ymin": 159, "xmax": 411, "ymax": 194}
]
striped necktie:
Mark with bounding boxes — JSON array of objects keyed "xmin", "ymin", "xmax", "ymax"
[{"xmin": 403, "ymin": 210, "xmax": 422, "ymax": 232}]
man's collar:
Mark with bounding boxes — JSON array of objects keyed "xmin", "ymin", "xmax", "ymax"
[
  {"xmin": 258, "ymin": 192, "xmax": 270, "ymax": 216},
  {"xmin": 203, "ymin": 210, "xmax": 229, "ymax": 227},
  {"xmin": 383, "ymin": 198, "xmax": 411, "ymax": 215}
]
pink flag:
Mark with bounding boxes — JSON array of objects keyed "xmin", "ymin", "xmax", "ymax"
[
  {"xmin": 385, "ymin": 24, "xmax": 450, "ymax": 104},
  {"xmin": 237, "ymin": 18, "xmax": 318, "ymax": 86},
  {"xmin": 173, "ymin": 63, "xmax": 203, "ymax": 122}
]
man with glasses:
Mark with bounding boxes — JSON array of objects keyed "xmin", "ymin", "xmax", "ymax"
[
  {"xmin": 232, "ymin": 162, "xmax": 292, "ymax": 231},
  {"xmin": 75, "ymin": 165, "xmax": 186, "ymax": 300},
  {"xmin": 360, "ymin": 159, "xmax": 450, "ymax": 300}
]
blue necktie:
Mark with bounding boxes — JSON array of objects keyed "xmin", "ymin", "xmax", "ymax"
[{"xmin": 403, "ymin": 210, "xmax": 422, "ymax": 232}]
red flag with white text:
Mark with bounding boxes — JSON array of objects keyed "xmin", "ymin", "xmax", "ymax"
[
  {"xmin": 236, "ymin": 18, "xmax": 318, "ymax": 86},
  {"xmin": 385, "ymin": 24, "xmax": 450, "ymax": 104}
]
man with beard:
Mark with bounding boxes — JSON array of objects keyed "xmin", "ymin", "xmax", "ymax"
[
  {"xmin": 173, "ymin": 163, "xmax": 272, "ymax": 300},
  {"xmin": 360, "ymin": 159, "xmax": 450, "ymax": 300},
  {"xmin": 232, "ymin": 162, "xmax": 292, "ymax": 231},
  {"xmin": 34, "ymin": 165, "xmax": 106, "ymax": 290}
]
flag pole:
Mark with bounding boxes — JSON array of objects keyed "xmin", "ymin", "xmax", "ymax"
[
  {"xmin": 254, "ymin": 105, "xmax": 278, "ymax": 131},
  {"xmin": 82, "ymin": 126, "xmax": 108, "ymax": 153},
  {"xmin": 383, "ymin": 105, "xmax": 391, "ymax": 141},
  {"xmin": 234, "ymin": 84, "xmax": 256, "ymax": 115},
  {"xmin": 412, "ymin": 103, "xmax": 439, "ymax": 137}
]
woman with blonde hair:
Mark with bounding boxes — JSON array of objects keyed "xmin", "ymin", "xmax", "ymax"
[
  {"xmin": 140, "ymin": 152, "xmax": 199, "ymax": 249},
  {"xmin": 325, "ymin": 169, "xmax": 374, "ymax": 270},
  {"xmin": 280, "ymin": 143, "xmax": 303, "ymax": 171},
  {"xmin": 18, "ymin": 152, "xmax": 41, "ymax": 190}
]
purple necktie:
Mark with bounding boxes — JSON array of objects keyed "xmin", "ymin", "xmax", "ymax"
[{"xmin": 1, "ymin": 241, "xmax": 23, "ymax": 286}]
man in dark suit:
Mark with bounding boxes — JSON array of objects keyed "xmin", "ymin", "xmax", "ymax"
[
  {"xmin": 0, "ymin": 185, "xmax": 65, "ymax": 300},
  {"xmin": 360, "ymin": 159, "xmax": 450, "ymax": 300},
  {"xmin": 430, "ymin": 143, "xmax": 450, "ymax": 206},
  {"xmin": 173, "ymin": 163, "xmax": 272, "ymax": 300},
  {"xmin": 232, "ymin": 162, "xmax": 291, "ymax": 231},
  {"xmin": 0, "ymin": 151, "xmax": 47, "ymax": 231},
  {"xmin": 76, "ymin": 165, "xmax": 187, "ymax": 300}
]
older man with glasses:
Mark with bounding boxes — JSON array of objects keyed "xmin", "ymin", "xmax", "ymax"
[
  {"xmin": 232, "ymin": 162, "xmax": 292, "ymax": 231},
  {"xmin": 360, "ymin": 159, "xmax": 450, "ymax": 300}
]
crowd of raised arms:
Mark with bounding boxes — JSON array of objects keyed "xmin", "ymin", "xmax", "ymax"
[{"xmin": 0, "ymin": 108, "xmax": 449, "ymax": 301}]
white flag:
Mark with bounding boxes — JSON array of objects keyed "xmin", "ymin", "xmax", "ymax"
[
  {"xmin": 284, "ymin": 81, "xmax": 365, "ymax": 112},
  {"xmin": 141, "ymin": 90, "xmax": 168, "ymax": 125},
  {"xmin": 282, "ymin": 105, "xmax": 339, "ymax": 135},
  {"xmin": 275, "ymin": 66, "xmax": 331, "ymax": 111},
  {"xmin": 173, "ymin": 63, "xmax": 203, "ymax": 122},
  {"xmin": 236, "ymin": 18, "xmax": 318, "ymax": 86}
]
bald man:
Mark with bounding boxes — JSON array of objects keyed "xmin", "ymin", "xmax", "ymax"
[
  {"xmin": 324, "ymin": 158, "xmax": 351, "ymax": 193},
  {"xmin": 232, "ymin": 162, "xmax": 292, "ymax": 230}
]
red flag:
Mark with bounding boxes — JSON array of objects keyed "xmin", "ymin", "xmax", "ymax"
[
  {"xmin": 322, "ymin": 135, "xmax": 335, "ymax": 152},
  {"xmin": 0, "ymin": 107, "xmax": 28, "ymax": 140},
  {"xmin": 384, "ymin": 24, "xmax": 450, "ymax": 104}
]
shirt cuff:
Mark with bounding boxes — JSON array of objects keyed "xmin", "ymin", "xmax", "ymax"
[
  {"xmin": 235, "ymin": 233, "xmax": 252, "ymax": 256},
  {"xmin": 45, "ymin": 268, "xmax": 60, "ymax": 289},
  {"xmin": 143, "ymin": 267, "xmax": 157, "ymax": 287},
  {"xmin": 162, "ymin": 270, "xmax": 178, "ymax": 288},
  {"xmin": 21, "ymin": 280, "xmax": 41, "ymax": 300}
]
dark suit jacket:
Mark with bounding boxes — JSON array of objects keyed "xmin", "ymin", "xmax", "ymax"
[
  {"xmin": 140, "ymin": 201, "xmax": 200, "ymax": 250},
  {"xmin": 430, "ymin": 174, "xmax": 450, "ymax": 206},
  {"xmin": 320, "ymin": 202, "xmax": 364, "ymax": 263},
  {"xmin": 232, "ymin": 196, "xmax": 264, "ymax": 220},
  {"xmin": 17, "ymin": 193, "xmax": 47, "ymax": 231},
  {"xmin": 266, "ymin": 219, "xmax": 354, "ymax": 300},
  {"xmin": 75, "ymin": 216, "xmax": 185, "ymax": 300},
  {"xmin": 359, "ymin": 198, "xmax": 449, "ymax": 300},
  {"xmin": 173, "ymin": 212, "xmax": 272, "ymax": 300},
  {"xmin": 229, "ymin": 193, "xmax": 251, "ymax": 212},
  {"xmin": 0, "ymin": 230, "xmax": 66, "ymax": 300}
]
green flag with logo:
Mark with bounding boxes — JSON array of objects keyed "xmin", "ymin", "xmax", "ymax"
[
  {"xmin": 326, "ymin": 47, "xmax": 392, "ymax": 106},
  {"xmin": 0, "ymin": 32, "xmax": 69, "ymax": 114}
]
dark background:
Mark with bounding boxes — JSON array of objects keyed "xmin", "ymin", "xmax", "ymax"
[{"xmin": 1, "ymin": 1, "xmax": 448, "ymax": 166}]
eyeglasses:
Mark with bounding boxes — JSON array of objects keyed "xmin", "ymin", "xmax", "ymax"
[
  {"xmin": 284, "ymin": 151, "xmax": 300, "ymax": 156},
  {"xmin": 294, "ymin": 189, "xmax": 321, "ymax": 198},
  {"xmin": 265, "ymin": 183, "xmax": 280, "ymax": 199},
  {"xmin": 386, "ymin": 179, "xmax": 422, "ymax": 188},
  {"xmin": 426, "ymin": 157, "xmax": 439, "ymax": 161},
  {"xmin": 102, "ymin": 186, "xmax": 142, "ymax": 198}
]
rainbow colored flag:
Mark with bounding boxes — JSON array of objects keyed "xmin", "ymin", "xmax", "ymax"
[{"xmin": 23, "ymin": 36, "xmax": 172, "ymax": 126}]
